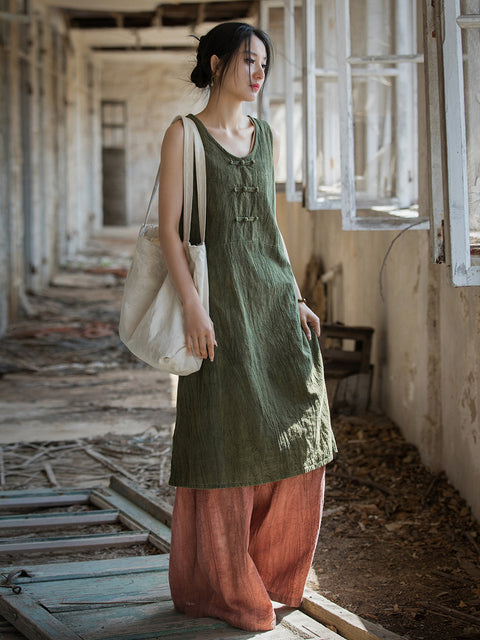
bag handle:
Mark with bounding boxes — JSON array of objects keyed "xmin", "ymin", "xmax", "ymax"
[{"xmin": 142, "ymin": 115, "xmax": 206, "ymax": 244}]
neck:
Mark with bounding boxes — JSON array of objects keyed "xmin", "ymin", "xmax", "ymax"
[{"xmin": 198, "ymin": 91, "xmax": 247, "ymax": 130}]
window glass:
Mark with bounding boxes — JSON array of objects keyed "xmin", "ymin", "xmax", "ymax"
[{"xmin": 461, "ymin": 0, "xmax": 480, "ymax": 253}]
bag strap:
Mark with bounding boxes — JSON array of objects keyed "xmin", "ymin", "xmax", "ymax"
[{"xmin": 142, "ymin": 115, "xmax": 206, "ymax": 244}]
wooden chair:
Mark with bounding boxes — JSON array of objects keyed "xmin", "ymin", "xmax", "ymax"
[{"xmin": 319, "ymin": 323, "xmax": 374, "ymax": 413}]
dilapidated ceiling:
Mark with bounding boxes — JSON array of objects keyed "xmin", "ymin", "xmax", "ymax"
[{"xmin": 46, "ymin": 0, "xmax": 258, "ymax": 51}]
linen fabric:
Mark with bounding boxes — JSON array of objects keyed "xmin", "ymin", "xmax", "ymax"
[
  {"xmin": 169, "ymin": 467, "xmax": 326, "ymax": 632},
  {"xmin": 119, "ymin": 116, "xmax": 208, "ymax": 375},
  {"xmin": 169, "ymin": 113, "xmax": 337, "ymax": 488}
]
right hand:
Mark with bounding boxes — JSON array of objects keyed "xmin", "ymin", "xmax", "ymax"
[{"xmin": 183, "ymin": 298, "xmax": 217, "ymax": 362}]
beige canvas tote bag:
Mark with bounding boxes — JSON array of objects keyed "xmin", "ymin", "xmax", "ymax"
[{"xmin": 119, "ymin": 115, "xmax": 208, "ymax": 375}]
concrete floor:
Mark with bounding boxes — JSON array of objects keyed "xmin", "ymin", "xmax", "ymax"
[{"xmin": 0, "ymin": 226, "xmax": 178, "ymax": 444}]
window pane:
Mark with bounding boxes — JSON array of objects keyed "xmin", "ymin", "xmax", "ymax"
[
  {"xmin": 460, "ymin": 1, "xmax": 480, "ymax": 252},
  {"xmin": 316, "ymin": 75, "xmax": 341, "ymax": 199},
  {"xmin": 346, "ymin": 0, "xmax": 419, "ymax": 216},
  {"xmin": 352, "ymin": 73, "xmax": 395, "ymax": 203},
  {"xmin": 349, "ymin": 0, "xmax": 394, "ymax": 57}
]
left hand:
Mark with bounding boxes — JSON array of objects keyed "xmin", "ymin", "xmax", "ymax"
[{"xmin": 299, "ymin": 302, "xmax": 321, "ymax": 340}]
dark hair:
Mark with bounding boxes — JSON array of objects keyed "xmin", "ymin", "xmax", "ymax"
[{"xmin": 190, "ymin": 22, "xmax": 272, "ymax": 90}]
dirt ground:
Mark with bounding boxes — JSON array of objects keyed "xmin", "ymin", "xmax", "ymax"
[{"xmin": 0, "ymin": 228, "xmax": 479, "ymax": 640}]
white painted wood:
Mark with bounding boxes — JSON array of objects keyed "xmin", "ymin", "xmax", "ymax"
[
  {"xmin": 456, "ymin": 15, "xmax": 480, "ymax": 28},
  {"xmin": 322, "ymin": 0, "xmax": 340, "ymax": 193},
  {"xmin": 336, "ymin": 0, "xmax": 356, "ymax": 228},
  {"xmin": 335, "ymin": 0, "xmax": 424, "ymax": 230},
  {"xmin": 302, "ymin": 0, "xmax": 342, "ymax": 210},
  {"xmin": 284, "ymin": 0, "xmax": 301, "ymax": 202},
  {"xmin": 258, "ymin": 1, "xmax": 271, "ymax": 121},
  {"xmin": 442, "ymin": 1, "xmax": 480, "ymax": 285},
  {"xmin": 422, "ymin": 0, "xmax": 447, "ymax": 263},
  {"xmin": 395, "ymin": 0, "xmax": 416, "ymax": 208},
  {"xmin": 348, "ymin": 54, "xmax": 423, "ymax": 64},
  {"xmin": 303, "ymin": 0, "xmax": 318, "ymax": 210},
  {"xmin": 365, "ymin": 0, "xmax": 383, "ymax": 198}
]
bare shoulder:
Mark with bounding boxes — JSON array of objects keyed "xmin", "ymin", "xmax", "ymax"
[{"xmin": 161, "ymin": 119, "xmax": 184, "ymax": 165}]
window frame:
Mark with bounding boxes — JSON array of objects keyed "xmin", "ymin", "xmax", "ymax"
[
  {"xmin": 440, "ymin": 0, "xmax": 480, "ymax": 286},
  {"xmin": 303, "ymin": 0, "xmax": 342, "ymax": 211},
  {"xmin": 260, "ymin": 0, "xmax": 303, "ymax": 202},
  {"xmin": 334, "ymin": 0, "xmax": 429, "ymax": 230}
]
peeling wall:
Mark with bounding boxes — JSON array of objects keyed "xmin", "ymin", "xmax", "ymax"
[
  {"xmin": 0, "ymin": 1, "xmax": 101, "ymax": 334},
  {"xmin": 277, "ymin": 195, "xmax": 480, "ymax": 521},
  {"xmin": 100, "ymin": 54, "xmax": 205, "ymax": 225}
]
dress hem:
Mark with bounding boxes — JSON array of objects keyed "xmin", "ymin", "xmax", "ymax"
[{"xmin": 168, "ymin": 451, "xmax": 336, "ymax": 490}]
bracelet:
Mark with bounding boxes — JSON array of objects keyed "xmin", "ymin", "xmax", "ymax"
[{"xmin": 297, "ymin": 297, "xmax": 307, "ymax": 304}]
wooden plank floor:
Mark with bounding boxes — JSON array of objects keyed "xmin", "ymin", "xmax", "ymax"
[{"xmin": 0, "ymin": 555, "xmax": 345, "ymax": 640}]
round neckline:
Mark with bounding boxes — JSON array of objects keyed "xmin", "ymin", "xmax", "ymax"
[{"xmin": 188, "ymin": 113, "xmax": 258, "ymax": 160}]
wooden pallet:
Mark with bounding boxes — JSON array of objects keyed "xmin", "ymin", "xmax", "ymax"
[{"xmin": 0, "ymin": 478, "xmax": 406, "ymax": 640}]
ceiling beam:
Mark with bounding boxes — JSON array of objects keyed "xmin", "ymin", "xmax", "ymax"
[
  {"xmin": 70, "ymin": 24, "xmax": 223, "ymax": 48},
  {"xmin": 46, "ymin": 0, "xmax": 247, "ymax": 11}
]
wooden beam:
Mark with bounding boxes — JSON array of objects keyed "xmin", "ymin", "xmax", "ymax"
[
  {"xmin": 0, "ymin": 491, "xmax": 90, "ymax": 510},
  {"xmin": 301, "ymin": 590, "xmax": 407, "ymax": 640},
  {"xmin": 90, "ymin": 486, "xmax": 171, "ymax": 552},
  {"xmin": 0, "ymin": 509, "xmax": 119, "ymax": 530},
  {"xmin": 0, "ymin": 11, "xmax": 30, "ymax": 23},
  {"xmin": 109, "ymin": 475, "xmax": 173, "ymax": 527},
  {"xmin": 0, "ymin": 555, "xmax": 169, "ymax": 584},
  {"xmin": 0, "ymin": 530, "xmax": 149, "ymax": 554},
  {"xmin": 0, "ymin": 592, "xmax": 83, "ymax": 640}
]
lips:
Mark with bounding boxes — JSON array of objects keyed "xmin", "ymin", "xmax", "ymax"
[{"xmin": 251, "ymin": 84, "xmax": 260, "ymax": 92}]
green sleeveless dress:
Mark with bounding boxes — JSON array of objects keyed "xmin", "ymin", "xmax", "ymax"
[{"xmin": 169, "ymin": 113, "xmax": 337, "ymax": 489}]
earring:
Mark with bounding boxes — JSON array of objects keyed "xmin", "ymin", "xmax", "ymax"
[{"xmin": 210, "ymin": 75, "xmax": 215, "ymax": 87}]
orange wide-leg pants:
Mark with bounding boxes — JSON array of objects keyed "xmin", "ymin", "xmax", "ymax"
[{"xmin": 169, "ymin": 466, "xmax": 325, "ymax": 631}]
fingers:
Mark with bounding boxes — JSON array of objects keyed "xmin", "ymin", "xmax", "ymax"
[
  {"xmin": 300, "ymin": 306, "xmax": 321, "ymax": 341},
  {"xmin": 309, "ymin": 316, "xmax": 321, "ymax": 338},
  {"xmin": 301, "ymin": 316, "xmax": 312, "ymax": 341},
  {"xmin": 186, "ymin": 325, "xmax": 217, "ymax": 362}
]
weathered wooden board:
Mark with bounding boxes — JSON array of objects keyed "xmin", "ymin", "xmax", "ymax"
[
  {"xmin": 301, "ymin": 589, "xmax": 406, "ymax": 640},
  {"xmin": 2, "ymin": 554, "xmax": 169, "ymax": 583},
  {"xmin": 0, "ymin": 509, "xmax": 120, "ymax": 531},
  {"xmin": 109, "ymin": 476, "xmax": 173, "ymax": 527},
  {"xmin": 90, "ymin": 487, "xmax": 171, "ymax": 552},
  {"xmin": 0, "ymin": 489, "xmax": 90, "ymax": 510},
  {"xmin": 0, "ymin": 556, "xmax": 345, "ymax": 640},
  {"xmin": 0, "ymin": 530, "xmax": 149, "ymax": 554}
]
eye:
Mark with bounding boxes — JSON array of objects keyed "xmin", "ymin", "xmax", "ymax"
[{"xmin": 245, "ymin": 58, "xmax": 255, "ymax": 64}]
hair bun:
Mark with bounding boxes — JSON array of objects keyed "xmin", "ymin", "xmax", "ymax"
[{"xmin": 190, "ymin": 64, "xmax": 210, "ymax": 89}]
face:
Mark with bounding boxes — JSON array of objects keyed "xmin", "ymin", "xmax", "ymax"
[{"xmin": 213, "ymin": 35, "xmax": 268, "ymax": 102}]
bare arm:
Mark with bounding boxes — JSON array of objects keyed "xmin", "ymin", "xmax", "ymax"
[
  {"xmin": 271, "ymin": 127, "xmax": 320, "ymax": 340},
  {"xmin": 158, "ymin": 119, "xmax": 216, "ymax": 361}
]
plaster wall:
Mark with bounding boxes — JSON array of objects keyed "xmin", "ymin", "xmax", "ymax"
[
  {"xmin": 0, "ymin": 2, "xmax": 101, "ymax": 336},
  {"xmin": 100, "ymin": 55, "xmax": 205, "ymax": 225},
  {"xmin": 276, "ymin": 199, "xmax": 480, "ymax": 520}
]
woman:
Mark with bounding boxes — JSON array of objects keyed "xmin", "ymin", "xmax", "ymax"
[{"xmin": 158, "ymin": 21, "xmax": 337, "ymax": 632}]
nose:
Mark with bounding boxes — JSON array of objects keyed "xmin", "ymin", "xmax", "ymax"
[{"xmin": 254, "ymin": 64, "xmax": 265, "ymax": 81}]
